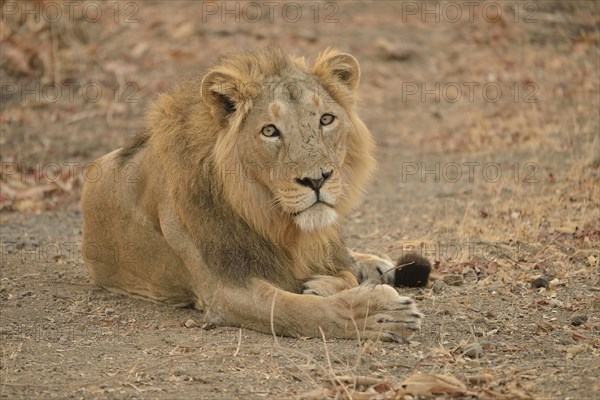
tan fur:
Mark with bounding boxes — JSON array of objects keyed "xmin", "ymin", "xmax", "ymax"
[{"xmin": 81, "ymin": 48, "xmax": 422, "ymax": 341}]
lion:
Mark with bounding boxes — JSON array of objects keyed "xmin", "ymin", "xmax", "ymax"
[{"xmin": 81, "ymin": 48, "xmax": 429, "ymax": 342}]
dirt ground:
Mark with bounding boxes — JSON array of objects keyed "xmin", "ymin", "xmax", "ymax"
[{"xmin": 1, "ymin": 1, "xmax": 599, "ymax": 399}]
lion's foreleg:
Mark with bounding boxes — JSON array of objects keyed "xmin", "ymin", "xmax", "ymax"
[
  {"xmin": 205, "ymin": 278, "xmax": 422, "ymax": 342},
  {"xmin": 205, "ymin": 279, "xmax": 334, "ymax": 337}
]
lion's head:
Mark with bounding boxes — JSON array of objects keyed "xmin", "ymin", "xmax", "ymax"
[{"xmin": 194, "ymin": 48, "xmax": 375, "ymax": 239}]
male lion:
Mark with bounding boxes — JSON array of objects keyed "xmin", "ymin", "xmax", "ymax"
[{"xmin": 81, "ymin": 48, "xmax": 428, "ymax": 342}]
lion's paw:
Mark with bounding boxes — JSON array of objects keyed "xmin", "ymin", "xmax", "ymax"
[
  {"xmin": 333, "ymin": 284, "xmax": 422, "ymax": 342},
  {"xmin": 350, "ymin": 252, "xmax": 396, "ymax": 285},
  {"xmin": 302, "ymin": 275, "xmax": 352, "ymax": 297}
]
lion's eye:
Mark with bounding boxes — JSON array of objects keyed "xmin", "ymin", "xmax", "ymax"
[
  {"xmin": 261, "ymin": 124, "xmax": 280, "ymax": 138},
  {"xmin": 320, "ymin": 113, "xmax": 335, "ymax": 126}
]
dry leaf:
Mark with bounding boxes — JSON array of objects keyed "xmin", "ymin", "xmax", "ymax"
[
  {"xmin": 298, "ymin": 387, "xmax": 328, "ymax": 400},
  {"xmin": 171, "ymin": 22, "xmax": 195, "ymax": 39},
  {"xmin": 131, "ymin": 42, "xmax": 150, "ymax": 58},
  {"xmin": 396, "ymin": 373, "xmax": 467, "ymax": 396},
  {"xmin": 566, "ymin": 344, "xmax": 586, "ymax": 359}
]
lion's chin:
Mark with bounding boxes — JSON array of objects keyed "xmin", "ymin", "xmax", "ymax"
[{"xmin": 293, "ymin": 205, "xmax": 337, "ymax": 232}]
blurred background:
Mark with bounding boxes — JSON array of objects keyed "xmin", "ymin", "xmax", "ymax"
[{"xmin": 2, "ymin": 1, "xmax": 598, "ymax": 214}]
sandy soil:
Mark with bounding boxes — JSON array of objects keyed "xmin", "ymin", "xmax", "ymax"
[{"xmin": 1, "ymin": 1, "xmax": 599, "ymax": 399}]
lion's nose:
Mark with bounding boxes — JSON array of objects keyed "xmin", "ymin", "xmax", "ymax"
[{"xmin": 296, "ymin": 170, "xmax": 333, "ymax": 192}]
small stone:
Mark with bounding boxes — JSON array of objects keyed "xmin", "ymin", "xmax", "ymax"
[
  {"xmin": 462, "ymin": 342, "xmax": 483, "ymax": 359},
  {"xmin": 432, "ymin": 280, "xmax": 446, "ymax": 293},
  {"xmin": 549, "ymin": 299, "xmax": 565, "ymax": 308},
  {"xmin": 545, "ymin": 264, "xmax": 559, "ymax": 279},
  {"xmin": 436, "ymin": 309, "xmax": 452, "ymax": 317},
  {"xmin": 536, "ymin": 321, "xmax": 554, "ymax": 332},
  {"xmin": 571, "ymin": 314, "xmax": 588, "ymax": 326},
  {"xmin": 202, "ymin": 322, "xmax": 216, "ymax": 330},
  {"xmin": 184, "ymin": 319, "xmax": 199, "ymax": 328},
  {"xmin": 531, "ymin": 277, "xmax": 549, "ymax": 289},
  {"xmin": 463, "ymin": 267, "xmax": 478, "ymax": 283},
  {"xmin": 154, "ymin": 369, "xmax": 168, "ymax": 379},
  {"xmin": 442, "ymin": 274, "xmax": 463, "ymax": 286},
  {"xmin": 566, "ymin": 344, "xmax": 586, "ymax": 358},
  {"xmin": 557, "ymin": 334, "xmax": 575, "ymax": 345}
]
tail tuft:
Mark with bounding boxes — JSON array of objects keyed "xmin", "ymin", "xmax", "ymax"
[{"xmin": 393, "ymin": 253, "xmax": 431, "ymax": 288}]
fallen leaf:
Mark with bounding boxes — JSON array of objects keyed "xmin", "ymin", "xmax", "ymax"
[
  {"xmin": 171, "ymin": 22, "xmax": 195, "ymax": 39},
  {"xmin": 131, "ymin": 42, "xmax": 150, "ymax": 58},
  {"xmin": 566, "ymin": 344, "xmax": 586, "ymax": 358},
  {"xmin": 336, "ymin": 376, "xmax": 386, "ymax": 387},
  {"xmin": 396, "ymin": 373, "xmax": 467, "ymax": 396}
]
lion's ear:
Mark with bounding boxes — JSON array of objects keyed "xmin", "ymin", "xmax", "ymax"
[
  {"xmin": 313, "ymin": 51, "xmax": 361, "ymax": 91},
  {"xmin": 201, "ymin": 71, "xmax": 242, "ymax": 123}
]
